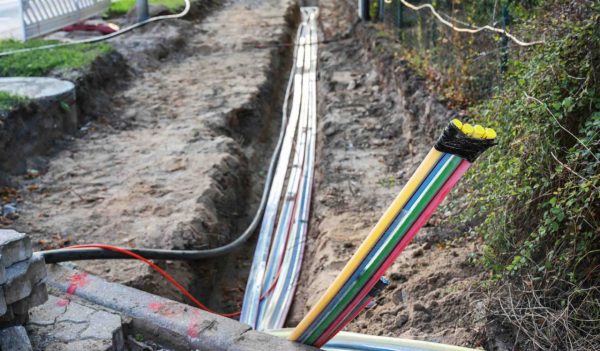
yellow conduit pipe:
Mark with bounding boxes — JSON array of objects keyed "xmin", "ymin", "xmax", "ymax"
[{"xmin": 288, "ymin": 147, "xmax": 443, "ymax": 340}]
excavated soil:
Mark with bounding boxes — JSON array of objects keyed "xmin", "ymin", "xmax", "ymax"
[
  {"xmin": 6, "ymin": 0, "xmax": 297, "ymax": 312},
  {"xmin": 4, "ymin": 0, "xmax": 490, "ymax": 347},
  {"xmin": 288, "ymin": 1, "xmax": 488, "ymax": 348}
]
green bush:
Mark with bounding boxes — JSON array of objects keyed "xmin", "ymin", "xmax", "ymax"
[
  {"xmin": 372, "ymin": 0, "xmax": 599, "ymax": 348},
  {"xmin": 461, "ymin": 8, "xmax": 600, "ymax": 349},
  {"xmin": 468, "ymin": 17, "xmax": 599, "ymax": 277}
]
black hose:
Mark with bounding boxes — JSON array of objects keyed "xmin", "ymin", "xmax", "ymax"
[{"xmin": 41, "ymin": 24, "xmax": 304, "ymax": 264}]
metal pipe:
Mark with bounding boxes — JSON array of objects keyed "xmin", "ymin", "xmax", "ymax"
[{"xmin": 136, "ymin": 0, "xmax": 149, "ymax": 22}]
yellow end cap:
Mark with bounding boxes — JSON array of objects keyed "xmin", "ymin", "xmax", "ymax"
[
  {"xmin": 451, "ymin": 119, "xmax": 463, "ymax": 129},
  {"xmin": 472, "ymin": 125, "xmax": 486, "ymax": 139},
  {"xmin": 461, "ymin": 123, "xmax": 474, "ymax": 136},
  {"xmin": 484, "ymin": 128, "xmax": 497, "ymax": 139}
]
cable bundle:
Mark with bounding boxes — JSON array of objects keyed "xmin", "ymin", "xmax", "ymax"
[
  {"xmin": 289, "ymin": 119, "xmax": 496, "ymax": 347},
  {"xmin": 240, "ymin": 7, "xmax": 319, "ymax": 330}
]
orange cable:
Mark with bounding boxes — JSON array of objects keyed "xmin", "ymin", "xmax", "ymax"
[
  {"xmin": 66, "ymin": 244, "xmax": 288, "ymax": 318},
  {"xmin": 68, "ymin": 244, "xmax": 242, "ymax": 317}
]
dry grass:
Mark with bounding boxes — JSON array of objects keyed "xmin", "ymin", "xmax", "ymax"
[{"xmin": 488, "ymin": 274, "xmax": 600, "ymax": 351}]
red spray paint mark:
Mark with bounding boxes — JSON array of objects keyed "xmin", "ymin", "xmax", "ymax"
[
  {"xmin": 66, "ymin": 272, "xmax": 89, "ymax": 295},
  {"xmin": 146, "ymin": 301, "xmax": 178, "ymax": 319},
  {"xmin": 187, "ymin": 319, "xmax": 200, "ymax": 338},
  {"xmin": 57, "ymin": 298, "xmax": 70, "ymax": 306},
  {"xmin": 187, "ymin": 310, "xmax": 203, "ymax": 338},
  {"xmin": 148, "ymin": 302, "xmax": 164, "ymax": 312}
]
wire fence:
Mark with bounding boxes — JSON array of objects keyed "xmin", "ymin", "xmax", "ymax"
[{"xmin": 366, "ymin": 0, "xmax": 533, "ymax": 105}]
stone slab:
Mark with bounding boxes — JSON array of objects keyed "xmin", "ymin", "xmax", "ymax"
[{"xmin": 27, "ymin": 294, "xmax": 125, "ymax": 351}]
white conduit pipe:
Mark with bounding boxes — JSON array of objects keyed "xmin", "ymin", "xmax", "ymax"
[
  {"xmin": 240, "ymin": 22, "xmax": 310, "ymax": 328},
  {"xmin": 268, "ymin": 329, "xmax": 479, "ymax": 351},
  {"xmin": 258, "ymin": 8, "xmax": 319, "ymax": 330},
  {"xmin": 241, "ymin": 7, "xmax": 319, "ymax": 329}
]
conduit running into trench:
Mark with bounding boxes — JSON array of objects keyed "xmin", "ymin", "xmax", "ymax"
[
  {"xmin": 290, "ymin": 120, "xmax": 496, "ymax": 347},
  {"xmin": 241, "ymin": 6, "xmax": 319, "ymax": 331}
]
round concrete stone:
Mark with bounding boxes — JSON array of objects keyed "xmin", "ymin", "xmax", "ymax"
[{"xmin": 0, "ymin": 77, "xmax": 75, "ymax": 103}]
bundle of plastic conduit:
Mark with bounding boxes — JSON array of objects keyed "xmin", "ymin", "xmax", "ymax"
[
  {"xmin": 240, "ymin": 7, "xmax": 319, "ymax": 330},
  {"xmin": 270, "ymin": 329, "xmax": 478, "ymax": 351},
  {"xmin": 289, "ymin": 119, "xmax": 496, "ymax": 347}
]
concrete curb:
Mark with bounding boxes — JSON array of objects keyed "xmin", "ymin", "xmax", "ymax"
[{"xmin": 46, "ymin": 264, "xmax": 316, "ymax": 351}]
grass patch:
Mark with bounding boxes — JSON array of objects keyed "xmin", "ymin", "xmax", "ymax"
[
  {"xmin": 0, "ymin": 92, "xmax": 28, "ymax": 111},
  {"xmin": 108, "ymin": 0, "xmax": 186, "ymax": 16},
  {"xmin": 0, "ymin": 39, "xmax": 112, "ymax": 77}
]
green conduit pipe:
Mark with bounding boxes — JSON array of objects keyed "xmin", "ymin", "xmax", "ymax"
[{"xmin": 304, "ymin": 155, "xmax": 462, "ymax": 344}]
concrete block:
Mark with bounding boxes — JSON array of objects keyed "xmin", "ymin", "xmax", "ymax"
[
  {"xmin": 11, "ymin": 282, "xmax": 49, "ymax": 315},
  {"xmin": 0, "ymin": 290, "xmax": 6, "ymax": 316},
  {"xmin": 0, "ymin": 306, "xmax": 30, "ymax": 327},
  {"xmin": 0, "ymin": 254, "xmax": 6, "ymax": 284},
  {"xmin": 52, "ymin": 320, "xmax": 88, "ymax": 342},
  {"xmin": 46, "ymin": 264, "xmax": 316, "ymax": 351},
  {"xmin": 56, "ymin": 297, "xmax": 95, "ymax": 323},
  {"xmin": 0, "ymin": 325, "xmax": 33, "ymax": 351},
  {"xmin": 3, "ymin": 253, "xmax": 46, "ymax": 304},
  {"xmin": 0, "ymin": 229, "xmax": 32, "ymax": 268}
]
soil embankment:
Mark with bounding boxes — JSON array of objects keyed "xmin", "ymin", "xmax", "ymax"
[{"xmin": 6, "ymin": 0, "xmax": 297, "ymax": 314}]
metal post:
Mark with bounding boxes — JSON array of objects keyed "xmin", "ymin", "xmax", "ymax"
[
  {"xmin": 396, "ymin": 0, "xmax": 403, "ymax": 28},
  {"xmin": 18, "ymin": 0, "xmax": 27, "ymax": 40},
  {"xmin": 136, "ymin": 0, "xmax": 149, "ymax": 22},
  {"xmin": 359, "ymin": 0, "xmax": 371, "ymax": 21},
  {"xmin": 500, "ymin": 3, "xmax": 509, "ymax": 73},
  {"xmin": 396, "ymin": 0, "xmax": 403, "ymax": 40}
]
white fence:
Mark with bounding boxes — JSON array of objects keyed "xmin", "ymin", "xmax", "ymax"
[{"xmin": 6, "ymin": 0, "xmax": 110, "ymax": 40}]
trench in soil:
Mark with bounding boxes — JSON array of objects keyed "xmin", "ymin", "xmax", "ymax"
[
  {"xmin": 196, "ymin": 15, "xmax": 298, "ymax": 312},
  {"xmin": 6, "ymin": 0, "xmax": 301, "ymax": 317},
  {"xmin": 129, "ymin": 5, "xmax": 301, "ymax": 313}
]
